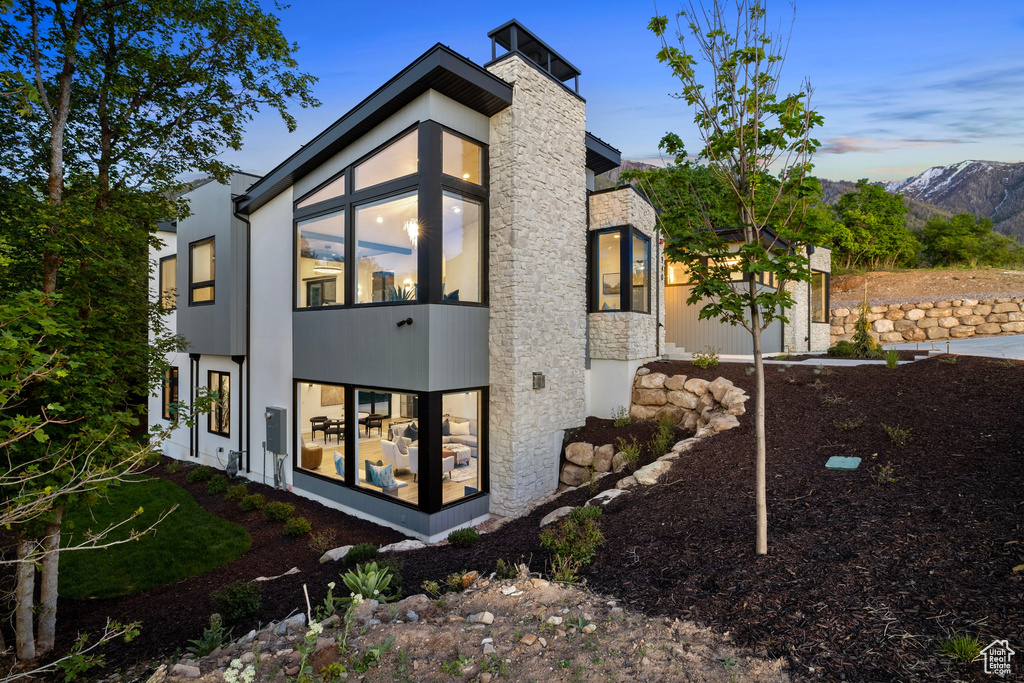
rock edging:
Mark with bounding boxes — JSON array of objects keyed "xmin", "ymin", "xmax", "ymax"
[{"xmin": 830, "ymin": 296, "xmax": 1024, "ymax": 345}]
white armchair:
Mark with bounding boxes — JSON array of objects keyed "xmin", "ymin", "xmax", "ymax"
[
  {"xmin": 409, "ymin": 445, "xmax": 418, "ymax": 481},
  {"xmin": 380, "ymin": 440, "xmax": 410, "ymax": 472}
]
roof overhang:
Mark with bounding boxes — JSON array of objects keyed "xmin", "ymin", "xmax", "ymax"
[
  {"xmin": 236, "ymin": 44, "xmax": 514, "ymax": 216},
  {"xmin": 585, "ymin": 132, "xmax": 620, "ymax": 175}
]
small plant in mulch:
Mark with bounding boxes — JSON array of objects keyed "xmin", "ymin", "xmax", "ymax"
[
  {"xmin": 540, "ymin": 505, "xmax": 605, "ymax": 583},
  {"xmin": 165, "ymin": 460, "xmax": 181, "ymax": 474},
  {"xmin": 262, "ymin": 501, "xmax": 295, "ymax": 522},
  {"xmin": 611, "ymin": 405, "xmax": 631, "ymax": 428},
  {"xmin": 186, "ymin": 613, "xmax": 230, "ymax": 658},
  {"xmin": 834, "ymin": 415, "xmax": 864, "ymax": 431},
  {"xmin": 940, "ymin": 354, "xmax": 961, "ymax": 365},
  {"xmin": 821, "ymin": 393, "xmax": 847, "ymax": 406},
  {"xmin": 206, "ymin": 474, "xmax": 229, "ymax": 495},
  {"xmin": 345, "ymin": 543, "xmax": 378, "ymax": 565},
  {"xmin": 238, "ymin": 493, "xmax": 266, "ymax": 511},
  {"xmin": 813, "ymin": 363, "xmax": 833, "ymax": 376},
  {"xmin": 493, "ymin": 558, "xmax": 518, "ymax": 581},
  {"xmin": 884, "ymin": 349, "xmax": 901, "ymax": 368},
  {"xmin": 938, "ymin": 633, "xmax": 982, "ymax": 662},
  {"xmin": 691, "ymin": 346, "xmax": 720, "ymax": 369},
  {"xmin": 882, "ymin": 423, "xmax": 913, "ymax": 447},
  {"xmin": 829, "ymin": 301, "xmax": 882, "ymax": 358},
  {"xmin": 224, "ymin": 483, "xmax": 248, "ymax": 501},
  {"xmin": 446, "ymin": 527, "xmax": 480, "ymax": 548},
  {"xmin": 871, "ymin": 460, "xmax": 897, "ymax": 485},
  {"xmin": 211, "ymin": 581, "xmax": 262, "ymax": 625},
  {"xmin": 341, "ymin": 562, "xmax": 398, "ymax": 604},
  {"xmin": 283, "ymin": 516, "xmax": 312, "ymax": 537},
  {"xmin": 616, "ymin": 436, "xmax": 641, "ymax": 472},
  {"xmin": 185, "ymin": 465, "xmax": 214, "ymax": 483},
  {"xmin": 308, "ymin": 528, "xmax": 337, "ymax": 555},
  {"xmin": 647, "ymin": 414, "xmax": 676, "ymax": 457}
]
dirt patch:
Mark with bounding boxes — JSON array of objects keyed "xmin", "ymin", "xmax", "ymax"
[{"xmin": 832, "ymin": 267, "xmax": 1024, "ymax": 305}]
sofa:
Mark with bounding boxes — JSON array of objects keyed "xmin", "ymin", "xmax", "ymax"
[
  {"xmin": 300, "ymin": 440, "xmax": 323, "ymax": 469},
  {"xmin": 442, "ymin": 418, "xmax": 477, "ymax": 459}
]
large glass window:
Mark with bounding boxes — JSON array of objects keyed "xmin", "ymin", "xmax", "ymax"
[
  {"xmin": 442, "ymin": 192, "xmax": 482, "ymax": 303},
  {"xmin": 297, "ymin": 382, "xmax": 347, "ymax": 480},
  {"xmin": 632, "ymin": 232, "xmax": 651, "ymax": 313},
  {"xmin": 208, "ymin": 371, "xmax": 229, "ymax": 436},
  {"xmin": 162, "ymin": 367, "xmax": 178, "ymax": 420},
  {"xmin": 442, "ymin": 131, "xmax": 482, "ymax": 184},
  {"xmin": 297, "ymin": 210, "xmax": 345, "ymax": 307},
  {"xmin": 665, "ymin": 261, "xmax": 688, "ymax": 286},
  {"xmin": 441, "ymin": 390, "xmax": 481, "ymax": 505},
  {"xmin": 297, "ymin": 174, "xmax": 345, "ymax": 209},
  {"xmin": 159, "ymin": 255, "xmax": 177, "ymax": 310},
  {"xmin": 356, "ymin": 192, "xmax": 418, "ymax": 303},
  {"xmin": 353, "ymin": 130, "xmax": 418, "ymax": 191},
  {"xmin": 355, "ymin": 389, "xmax": 419, "ymax": 504},
  {"xmin": 190, "ymin": 239, "xmax": 215, "ymax": 304},
  {"xmin": 595, "ymin": 231, "xmax": 621, "ymax": 311},
  {"xmin": 811, "ymin": 271, "xmax": 828, "ymax": 322},
  {"xmin": 591, "ymin": 227, "xmax": 652, "ymax": 313}
]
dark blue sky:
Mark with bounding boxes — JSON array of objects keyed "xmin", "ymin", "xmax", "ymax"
[{"xmin": 222, "ymin": 1, "xmax": 1024, "ymax": 182}]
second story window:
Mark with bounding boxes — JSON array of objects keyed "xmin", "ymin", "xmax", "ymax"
[
  {"xmin": 353, "ymin": 129, "xmax": 418, "ymax": 192},
  {"xmin": 590, "ymin": 227, "xmax": 651, "ymax": 314},
  {"xmin": 159, "ymin": 255, "xmax": 177, "ymax": 310},
  {"xmin": 297, "ymin": 210, "xmax": 345, "ymax": 308},
  {"xmin": 190, "ymin": 238, "xmax": 215, "ymax": 305},
  {"xmin": 356, "ymin": 192, "xmax": 418, "ymax": 303}
]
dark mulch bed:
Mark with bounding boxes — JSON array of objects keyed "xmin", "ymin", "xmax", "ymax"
[
  {"xmin": 394, "ymin": 356, "xmax": 1024, "ymax": 682},
  {"xmin": 52, "ymin": 470, "xmax": 408, "ymax": 671},
  {"xmin": 782, "ymin": 349, "xmax": 928, "ymax": 362},
  {"xmin": 46, "ymin": 355, "xmax": 1024, "ymax": 682}
]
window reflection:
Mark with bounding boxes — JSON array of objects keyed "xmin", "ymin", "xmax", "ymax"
[
  {"xmin": 297, "ymin": 210, "xmax": 345, "ymax": 307},
  {"xmin": 442, "ymin": 131, "xmax": 482, "ymax": 184},
  {"xmin": 297, "ymin": 174, "xmax": 345, "ymax": 209},
  {"xmin": 355, "ymin": 192, "xmax": 418, "ymax": 303},
  {"xmin": 353, "ymin": 130, "xmax": 418, "ymax": 191},
  {"xmin": 441, "ymin": 390, "xmax": 481, "ymax": 505},
  {"xmin": 442, "ymin": 192, "xmax": 481, "ymax": 303}
]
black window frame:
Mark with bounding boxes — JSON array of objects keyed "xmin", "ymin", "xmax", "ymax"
[
  {"xmin": 292, "ymin": 379, "xmax": 489, "ymax": 514},
  {"xmin": 189, "ymin": 237, "xmax": 216, "ymax": 306},
  {"xmin": 589, "ymin": 225, "xmax": 651, "ymax": 314},
  {"xmin": 810, "ymin": 270, "xmax": 830, "ymax": 323},
  {"xmin": 208, "ymin": 370, "xmax": 230, "ymax": 436},
  {"xmin": 292, "ymin": 122, "xmax": 489, "ymax": 312},
  {"xmin": 162, "ymin": 367, "xmax": 179, "ymax": 420},
  {"xmin": 159, "ymin": 254, "xmax": 177, "ymax": 310}
]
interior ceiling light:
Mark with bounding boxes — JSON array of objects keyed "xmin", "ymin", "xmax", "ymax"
[
  {"xmin": 404, "ymin": 219, "xmax": 419, "ymax": 248},
  {"xmin": 376, "ymin": 216, "xmax": 383, "ymax": 223},
  {"xmin": 313, "ymin": 259, "xmax": 342, "ymax": 274},
  {"xmin": 462, "ymin": 173, "xmax": 470, "ymax": 179},
  {"xmin": 452, "ymin": 206, "xmax": 461, "ymax": 213}
]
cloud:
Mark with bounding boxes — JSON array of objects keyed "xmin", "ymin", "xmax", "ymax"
[{"xmin": 819, "ymin": 137, "xmax": 965, "ymax": 155}]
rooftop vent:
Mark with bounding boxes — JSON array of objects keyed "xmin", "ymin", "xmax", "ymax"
[{"xmin": 488, "ymin": 19, "xmax": 581, "ymax": 93}]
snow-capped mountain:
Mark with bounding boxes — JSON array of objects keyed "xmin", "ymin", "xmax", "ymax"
[{"xmin": 883, "ymin": 160, "xmax": 1024, "ymax": 239}]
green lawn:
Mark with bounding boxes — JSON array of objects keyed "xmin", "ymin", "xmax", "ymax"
[{"xmin": 60, "ymin": 477, "xmax": 251, "ymax": 599}]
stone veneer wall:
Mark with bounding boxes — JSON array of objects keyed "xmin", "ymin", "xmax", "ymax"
[
  {"xmin": 830, "ymin": 296, "xmax": 1024, "ymax": 345},
  {"xmin": 587, "ymin": 188, "xmax": 665, "ymax": 360},
  {"xmin": 486, "ymin": 55, "xmax": 588, "ymax": 516},
  {"xmin": 783, "ymin": 247, "xmax": 833, "ymax": 353}
]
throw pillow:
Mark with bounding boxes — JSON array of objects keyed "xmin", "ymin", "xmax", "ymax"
[
  {"xmin": 364, "ymin": 458, "xmax": 382, "ymax": 483},
  {"xmin": 405, "ymin": 423, "xmax": 419, "ymax": 441},
  {"xmin": 450, "ymin": 420, "xmax": 470, "ymax": 436},
  {"xmin": 442, "ymin": 419, "xmax": 450, "ymax": 437},
  {"xmin": 369, "ymin": 462, "xmax": 396, "ymax": 489},
  {"xmin": 333, "ymin": 451, "xmax": 343, "ymax": 476},
  {"xmin": 395, "ymin": 435, "xmax": 409, "ymax": 455}
]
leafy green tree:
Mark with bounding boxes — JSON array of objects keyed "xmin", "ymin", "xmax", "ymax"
[
  {"xmin": 648, "ymin": 0, "xmax": 823, "ymax": 555},
  {"xmin": 919, "ymin": 213, "xmax": 1024, "ymax": 267},
  {"xmin": 825, "ymin": 179, "xmax": 917, "ymax": 270},
  {"xmin": 0, "ymin": 0, "xmax": 317, "ymax": 660}
]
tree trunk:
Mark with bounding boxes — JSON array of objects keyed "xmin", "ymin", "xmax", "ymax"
[
  {"xmin": 36, "ymin": 507, "xmax": 63, "ymax": 655},
  {"xmin": 15, "ymin": 537, "xmax": 36, "ymax": 661},
  {"xmin": 750, "ymin": 279, "xmax": 768, "ymax": 556}
]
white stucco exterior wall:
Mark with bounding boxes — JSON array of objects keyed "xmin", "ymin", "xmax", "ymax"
[{"xmin": 486, "ymin": 55, "xmax": 588, "ymax": 516}]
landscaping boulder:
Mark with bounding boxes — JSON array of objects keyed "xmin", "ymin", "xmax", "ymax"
[
  {"xmin": 615, "ymin": 475, "xmax": 638, "ymax": 489},
  {"xmin": 565, "ymin": 442, "xmax": 595, "ymax": 467},
  {"xmin": 672, "ymin": 438, "xmax": 701, "ymax": 453},
  {"xmin": 629, "ymin": 404, "xmax": 659, "ymax": 420},
  {"xmin": 708, "ymin": 377, "xmax": 734, "ymax": 402},
  {"xmin": 634, "ymin": 460, "xmax": 672, "ymax": 486},
  {"xmin": 655, "ymin": 404, "xmax": 685, "ymax": 425},
  {"xmin": 540, "ymin": 506, "xmax": 574, "ymax": 527},
  {"xmin": 587, "ymin": 488, "xmax": 629, "ymax": 507},
  {"xmin": 663, "ymin": 374, "xmax": 687, "ymax": 391},
  {"xmin": 666, "ymin": 390, "xmax": 698, "ymax": 410},
  {"xmin": 611, "ymin": 452, "xmax": 628, "ymax": 472},
  {"xmin": 708, "ymin": 413, "xmax": 740, "ymax": 433},
  {"xmin": 683, "ymin": 378, "xmax": 710, "ymax": 396},
  {"xmin": 319, "ymin": 545, "xmax": 354, "ymax": 564},
  {"xmin": 560, "ymin": 463, "xmax": 588, "ymax": 487},
  {"xmin": 636, "ymin": 372, "xmax": 667, "ymax": 389},
  {"xmin": 632, "ymin": 388, "xmax": 667, "ymax": 406},
  {"xmin": 380, "ymin": 540, "xmax": 426, "ymax": 553},
  {"xmin": 593, "ymin": 444, "xmax": 615, "ymax": 472}
]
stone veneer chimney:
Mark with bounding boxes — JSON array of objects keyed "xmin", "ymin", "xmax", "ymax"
[{"xmin": 485, "ymin": 54, "xmax": 588, "ymax": 516}]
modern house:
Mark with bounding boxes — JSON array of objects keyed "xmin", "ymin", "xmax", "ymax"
[{"xmin": 150, "ymin": 22, "xmax": 666, "ymax": 541}]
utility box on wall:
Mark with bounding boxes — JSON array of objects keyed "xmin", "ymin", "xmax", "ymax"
[{"xmin": 265, "ymin": 407, "xmax": 287, "ymax": 455}]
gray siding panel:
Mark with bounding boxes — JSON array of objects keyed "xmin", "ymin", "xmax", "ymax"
[
  {"xmin": 665, "ymin": 285, "xmax": 782, "ymax": 355},
  {"xmin": 294, "ymin": 304, "xmax": 488, "ymax": 391},
  {"xmin": 293, "ymin": 471, "xmax": 489, "ymax": 536}
]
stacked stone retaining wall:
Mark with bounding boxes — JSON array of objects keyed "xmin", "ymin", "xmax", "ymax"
[{"xmin": 830, "ymin": 296, "xmax": 1024, "ymax": 345}]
